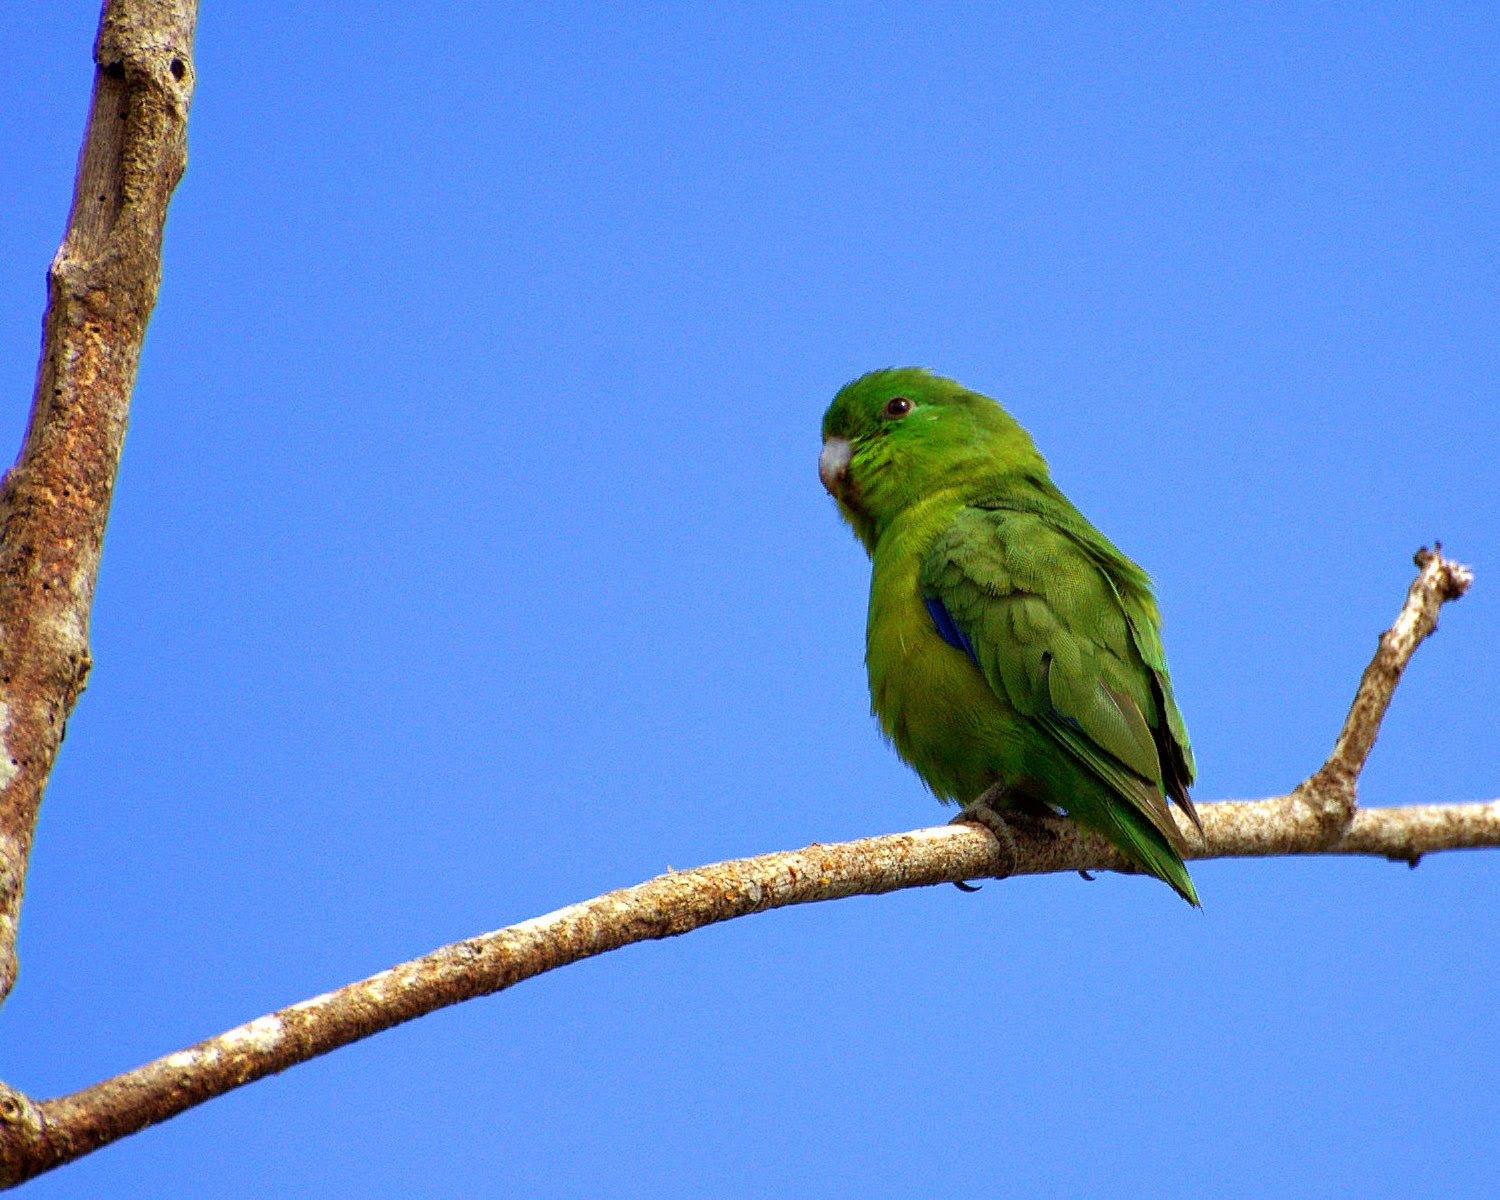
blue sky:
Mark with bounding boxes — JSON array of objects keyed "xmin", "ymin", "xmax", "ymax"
[{"xmin": 2, "ymin": 3, "xmax": 1497, "ymax": 1196}]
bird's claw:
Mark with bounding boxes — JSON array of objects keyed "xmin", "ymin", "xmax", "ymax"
[{"xmin": 950, "ymin": 799, "xmax": 1020, "ymax": 881}]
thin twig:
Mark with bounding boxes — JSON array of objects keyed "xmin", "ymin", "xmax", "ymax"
[
  {"xmin": 0, "ymin": 548, "xmax": 1482, "ymax": 1188},
  {"xmin": 1288, "ymin": 545, "xmax": 1474, "ymax": 831}
]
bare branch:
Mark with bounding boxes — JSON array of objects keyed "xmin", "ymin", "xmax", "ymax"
[
  {"xmin": 1288, "ymin": 545, "xmax": 1474, "ymax": 832},
  {"xmin": 1, "ymin": 799, "xmax": 1495, "ymax": 1187},
  {"xmin": 0, "ymin": 549, "xmax": 1483, "ymax": 1188},
  {"xmin": 0, "ymin": 1, "xmax": 197, "ymax": 1006}
]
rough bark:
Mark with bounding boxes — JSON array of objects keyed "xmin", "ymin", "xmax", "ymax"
[
  {"xmin": 0, "ymin": 0, "xmax": 196, "ymax": 1006},
  {"xmin": 0, "ymin": 548, "xmax": 1484, "ymax": 1188}
]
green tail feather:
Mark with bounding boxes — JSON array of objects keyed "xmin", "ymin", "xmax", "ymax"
[
  {"xmin": 1092, "ymin": 798, "xmax": 1201, "ymax": 907},
  {"xmin": 1039, "ymin": 711, "xmax": 1201, "ymax": 905}
]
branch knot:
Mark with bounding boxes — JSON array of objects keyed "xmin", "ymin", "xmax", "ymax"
[{"xmin": 0, "ymin": 1083, "xmax": 48, "ymax": 1189}]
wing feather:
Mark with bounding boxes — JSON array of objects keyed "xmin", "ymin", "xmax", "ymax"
[{"xmin": 920, "ymin": 489, "xmax": 1197, "ymax": 846}]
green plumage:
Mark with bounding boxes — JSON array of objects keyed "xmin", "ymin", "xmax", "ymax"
[{"xmin": 820, "ymin": 368, "xmax": 1201, "ymax": 904}]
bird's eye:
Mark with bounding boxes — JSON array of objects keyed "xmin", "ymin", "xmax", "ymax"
[{"xmin": 883, "ymin": 396, "xmax": 913, "ymax": 419}]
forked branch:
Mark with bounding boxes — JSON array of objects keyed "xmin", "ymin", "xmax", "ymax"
[
  {"xmin": 0, "ymin": 547, "xmax": 1486, "ymax": 1188},
  {"xmin": 1289, "ymin": 545, "xmax": 1474, "ymax": 831}
]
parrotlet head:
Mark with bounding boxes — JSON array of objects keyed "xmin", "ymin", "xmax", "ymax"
[{"xmin": 820, "ymin": 368, "xmax": 1046, "ymax": 553}]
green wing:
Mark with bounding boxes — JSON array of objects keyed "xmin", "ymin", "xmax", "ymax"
[{"xmin": 920, "ymin": 484, "xmax": 1199, "ymax": 876}]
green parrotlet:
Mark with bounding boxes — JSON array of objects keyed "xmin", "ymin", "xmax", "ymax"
[{"xmin": 820, "ymin": 368, "xmax": 1202, "ymax": 904}]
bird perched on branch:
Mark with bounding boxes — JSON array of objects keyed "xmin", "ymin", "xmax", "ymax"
[{"xmin": 820, "ymin": 368, "xmax": 1202, "ymax": 904}]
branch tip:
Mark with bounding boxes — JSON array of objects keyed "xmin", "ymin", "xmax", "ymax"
[{"xmin": 1413, "ymin": 544, "xmax": 1473, "ymax": 605}]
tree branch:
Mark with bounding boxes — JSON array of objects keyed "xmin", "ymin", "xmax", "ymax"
[
  {"xmin": 0, "ymin": 0, "xmax": 197, "ymax": 1009},
  {"xmin": 0, "ymin": 547, "xmax": 1483, "ymax": 1188},
  {"xmin": 1289, "ymin": 544, "xmax": 1474, "ymax": 832}
]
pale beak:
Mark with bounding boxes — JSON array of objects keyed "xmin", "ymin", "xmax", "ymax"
[{"xmin": 819, "ymin": 437, "xmax": 852, "ymax": 497}]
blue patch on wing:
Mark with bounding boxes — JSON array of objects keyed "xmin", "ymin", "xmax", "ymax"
[{"xmin": 924, "ymin": 595, "xmax": 980, "ymax": 668}]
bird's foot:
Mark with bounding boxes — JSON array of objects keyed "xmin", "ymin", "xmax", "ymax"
[
  {"xmin": 950, "ymin": 796, "xmax": 1020, "ymax": 885},
  {"xmin": 1001, "ymin": 811, "xmax": 1061, "ymax": 844}
]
